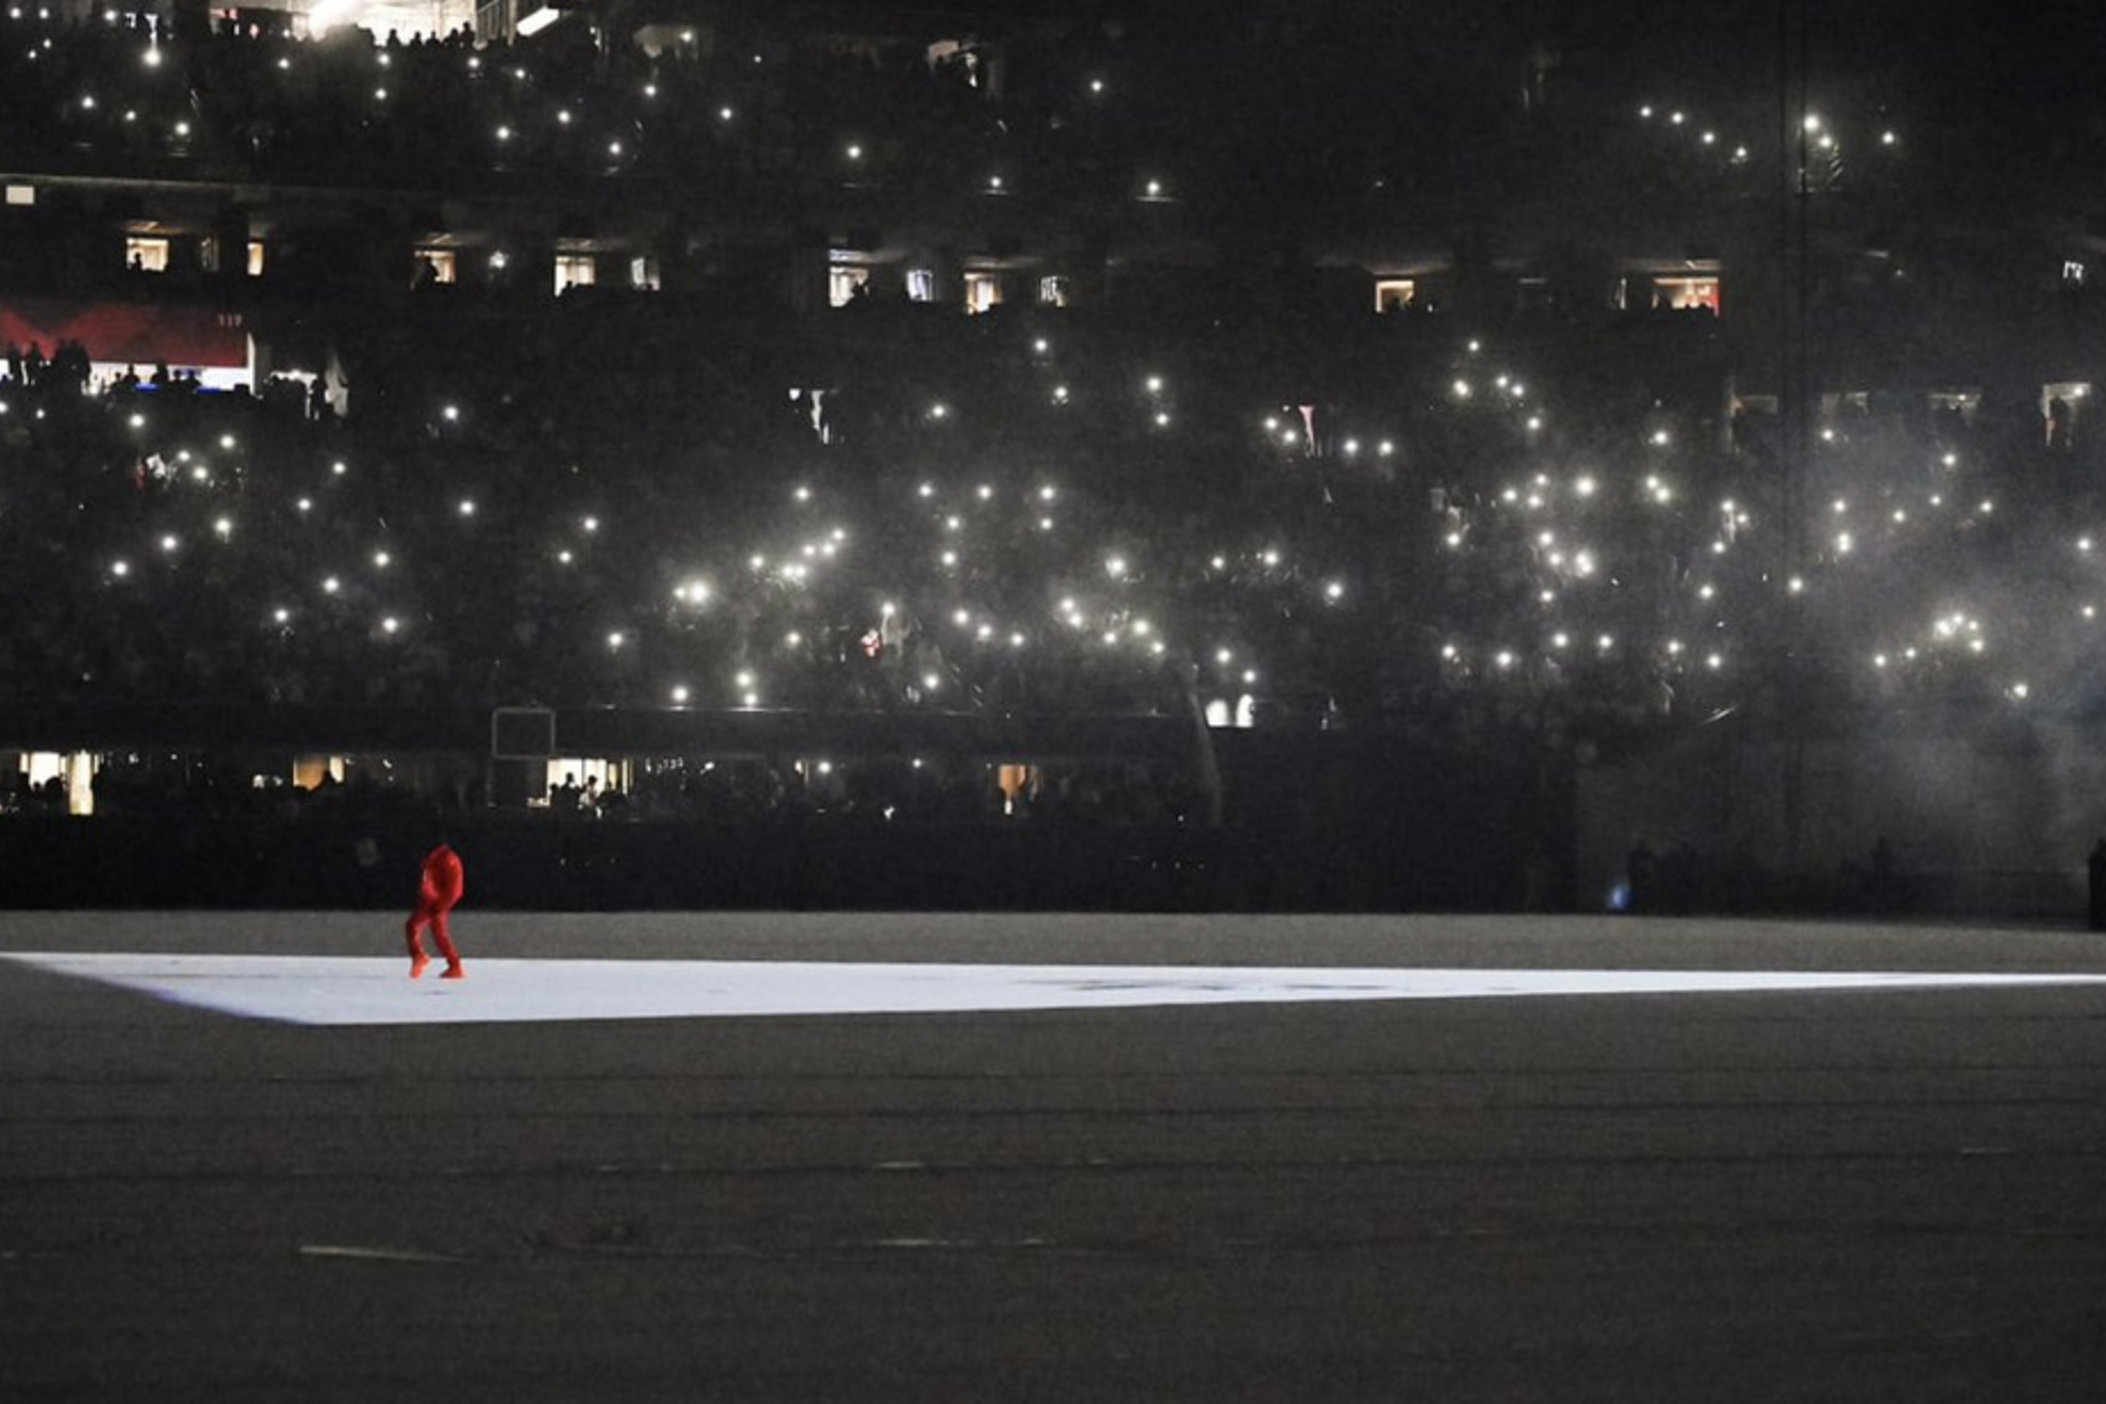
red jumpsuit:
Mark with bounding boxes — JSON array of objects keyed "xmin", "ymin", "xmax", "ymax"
[{"xmin": 405, "ymin": 843, "xmax": 466, "ymax": 978}]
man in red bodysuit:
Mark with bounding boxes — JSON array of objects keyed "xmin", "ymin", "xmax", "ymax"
[{"xmin": 405, "ymin": 841, "xmax": 467, "ymax": 979}]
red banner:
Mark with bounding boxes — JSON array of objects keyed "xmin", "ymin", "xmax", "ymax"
[{"xmin": 1, "ymin": 299, "xmax": 249, "ymax": 369}]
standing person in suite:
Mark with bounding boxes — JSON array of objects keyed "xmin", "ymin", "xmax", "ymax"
[{"xmin": 406, "ymin": 839, "xmax": 467, "ymax": 979}]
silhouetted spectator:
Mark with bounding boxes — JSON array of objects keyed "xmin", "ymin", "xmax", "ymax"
[{"xmin": 1625, "ymin": 840, "xmax": 1657, "ymax": 914}]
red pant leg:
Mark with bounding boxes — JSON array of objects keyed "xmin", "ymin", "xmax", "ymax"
[
  {"xmin": 427, "ymin": 904, "xmax": 461, "ymax": 965},
  {"xmin": 405, "ymin": 905, "xmax": 432, "ymax": 957}
]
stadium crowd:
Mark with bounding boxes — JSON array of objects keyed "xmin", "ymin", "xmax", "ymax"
[
  {"xmin": 0, "ymin": 6, "xmax": 2098, "ymax": 766},
  {"xmin": 3, "ymin": 288, "xmax": 2097, "ymax": 753}
]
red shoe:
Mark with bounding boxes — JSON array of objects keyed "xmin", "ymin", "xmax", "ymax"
[
  {"xmin": 440, "ymin": 963, "xmax": 466, "ymax": 980},
  {"xmin": 409, "ymin": 952, "xmax": 432, "ymax": 979}
]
